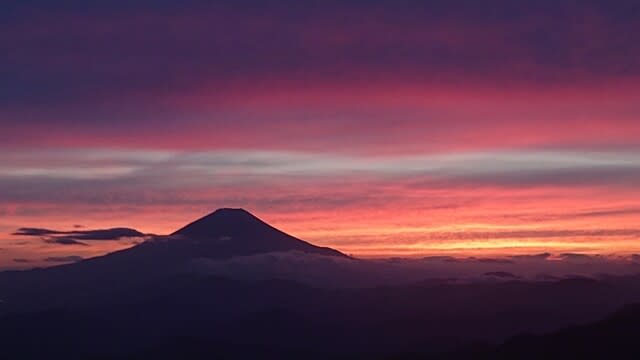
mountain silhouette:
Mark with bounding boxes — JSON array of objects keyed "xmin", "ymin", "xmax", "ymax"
[
  {"xmin": 77, "ymin": 207, "xmax": 346, "ymax": 272},
  {"xmin": 169, "ymin": 208, "xmax": 347, "ymax": 258},
  {"xmin": 0, "ymin": 208, "xmax": 348, "ymax": 314}
]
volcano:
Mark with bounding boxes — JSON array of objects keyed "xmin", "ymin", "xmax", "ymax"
[
  {"xmin": 0, "ymin": 208, "xmax": 347, "ymax": 313},
  {"xmin": 9, "ymin": 208, "xmax": 346, "ymax": 275},
  {"xmin": 84, "ymin": 208, "xmax": 347, "ymax": 272},
  {"xmin": 168, "ymin": 208, "xmax": 347, "ymax": 258}
]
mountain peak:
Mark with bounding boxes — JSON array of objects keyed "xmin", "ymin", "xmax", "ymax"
[
  {"xmin": 212, "ymin": 207, "xmax": 251, "ymax": 215},
  {"xmin": 201, "ymin": 208, "xmax": 257, "ymax": 222},
  {"xmin": 172, "ymin": 208, "xmax": 262, "ymax": 238}
]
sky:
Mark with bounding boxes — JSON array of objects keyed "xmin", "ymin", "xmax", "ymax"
[{"xmin": 1, "ymin": 0, "xmax": 640, "ymax": 267}]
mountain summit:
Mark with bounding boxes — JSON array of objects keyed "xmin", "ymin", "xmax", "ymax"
[
  {"xmin": 169, "ymin": 208, "xmax": 347, "ymax": 258},
  {"xmin": 172, "ymin": 208, "xmax": 277, "ymax": 239}
]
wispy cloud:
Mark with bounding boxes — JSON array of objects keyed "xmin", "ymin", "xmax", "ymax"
[
  {"xmin": 13, "ymin": 226, "xmax": 146, "ymax": 246},
  {"xmin": 13, "ymin": 227, "xmax": 144, "ymax": 240},
  {"xmin": 1, "ymin": 149, "xmax": 639, "ymax": 205}
]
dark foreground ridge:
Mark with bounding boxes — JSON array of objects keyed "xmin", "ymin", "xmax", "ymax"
[{"xmin": 453, "ymin": 303, "xmax": 640, "ymax": 359}]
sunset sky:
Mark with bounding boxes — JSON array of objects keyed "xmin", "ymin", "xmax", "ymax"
[{"xmin": 1, "ymin": 0, "xmax": 640, "ymax": 267}]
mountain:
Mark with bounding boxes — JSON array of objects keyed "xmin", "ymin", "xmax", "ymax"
[
  {"xmin": 57, "ymin": 207, "xmax": 347, "ymax": 270},
  {"xmin": 170, "ymin": 208, "xmax": 347, "ymax": 258},
  {"xmin": 0, "ymin": 208, "xmax": 347, "ymax": 313},
  {"xmin": 104, "ymin": 208, "xmax": 347, "ymax": 271}
]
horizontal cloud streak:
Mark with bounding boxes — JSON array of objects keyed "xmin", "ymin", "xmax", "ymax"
[
  {"xmin": 13, "ymin": 227, "xmax": 145, "ymax": 240},
  {"xmin": 1, "ymin": 148, "xmax": 639, "ymax": 188},
  {"xmin": 11, "ymin": 226, "xmax": 146, "ymax": 249}
]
